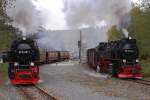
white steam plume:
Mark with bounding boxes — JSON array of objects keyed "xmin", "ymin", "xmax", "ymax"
[
  {"xmin": 63, "ymin": 0, "xmax": 132, "ymax": 30},
  {"xmin": 122, "ymin": 28, "xmax": 129, "ymax": 38},
  {"xmin": 5, "ymin": 0, "xmax": 43, "ymax": 36}
]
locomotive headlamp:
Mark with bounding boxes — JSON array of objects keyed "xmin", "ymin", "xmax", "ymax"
[
  {"xmin": 23, "ymin": 37, "xmax": 26, "ymax": 40},
  {"xmin": 109, "ymin": 63, "xmax": 113, "ymax": 66},
  {"xmin": 123, "ymin": 59, "xmax": 126, "ymax": 63},
  {"xmin": 0, "ymin": 58, "xmax": 3, "ymax": 63},
  {"xmin": 30, "ymin": 62, "xmax": 35, "ymax": 66},
  {"xmin": 14, "ymin": 62, "xmax": 19, "ymax": 66},
  {"xmin": 129, "ymin": 37, "xmax": 132, "ymax": 40},
  {"xmin": 136, "ymin": 59, "xmax": 139, "ymax": 63}
]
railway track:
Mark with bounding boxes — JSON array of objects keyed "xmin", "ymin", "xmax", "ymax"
[
  {"xmin": 126, "ymin": 79, "xmax": 150, "ymax": 86},
  {"xmin": 16, "ymin": 85, "xmax": 57, "ymax": 100}
]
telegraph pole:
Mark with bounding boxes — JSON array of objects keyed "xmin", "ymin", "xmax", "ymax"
[{"xmin": 78, "ymin": 30, "xmax": 82, "ymax": 63}]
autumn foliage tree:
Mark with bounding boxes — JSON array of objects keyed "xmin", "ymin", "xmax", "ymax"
[
  {"xmin": 128, "ymin": 7, "xmax": 150, "ymax": 59},
  {"xmin": 0, "ymin": 0, "xmax": 16, "ymax": 51},
  {"xmin": 107, "ymin": 26, "xmax": 122, "ymax": 41}
]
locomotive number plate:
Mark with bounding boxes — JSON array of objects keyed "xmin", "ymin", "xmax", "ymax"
[{"xmin": 20, "ymin": 75, "xmax": 30, "ymax": 79}]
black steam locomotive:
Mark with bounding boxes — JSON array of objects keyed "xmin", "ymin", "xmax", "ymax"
[
  {"xmin": 8, "ymin": 37, "xmax": 40, "ymax": 84},
  {"xmin": 87, "ymin": 37, "xmax": 143, "ymax": 78}
]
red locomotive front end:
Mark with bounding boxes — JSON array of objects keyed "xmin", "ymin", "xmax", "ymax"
[
  {"xmin": 9, "ymin": 62, "xmax": 39, "ymax": 85},
  {"xmin": 117, "ymin": 64, "xmax": 143, "ymax": 79}
]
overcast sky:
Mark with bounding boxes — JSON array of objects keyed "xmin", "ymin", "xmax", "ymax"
[{"xmin": 33, "ymin": 0, "xmax": 66, "ymax": 30}]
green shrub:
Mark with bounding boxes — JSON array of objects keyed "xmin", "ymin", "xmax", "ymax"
[{"xmin": 141, "ymin": 60, "xmax": 150, "ymax": 77}]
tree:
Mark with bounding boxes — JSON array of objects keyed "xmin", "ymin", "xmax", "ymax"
[
  {"xmin": 141, "ymin": 0, "xmax": 150, "ymax": 8},
  {"xmin": 0, "ymin": 0, "xmax": 16, "ymax": 51},
  {"xmin": 128, "ymin": 7, "xmax": 150, "ymax": 59},
  {"xmin": 107, "ymin": 26, "xmax": 122, "ymax": 41}
]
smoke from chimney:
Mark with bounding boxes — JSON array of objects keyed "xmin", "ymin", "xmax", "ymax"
[
  {"xmin": 63, "ymin": 0, "xmax": 132, "ymax": 37},
  {"xmin": 5, "ymin": 0, "xmax": 43, "ymax": 36},
  {"xmin": 122, "ymin": 28, "xmax": 129, "ymax": 38},
  {"xmin": 2, "ymin": 0, "xmax": 132, "ymax": 56}
]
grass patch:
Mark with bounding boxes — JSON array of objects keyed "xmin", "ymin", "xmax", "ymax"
[
  {"xmin": 141, "ymin": 60, "xmax": 150, "ymax": 77},
  {"xmin": 0, "ymin": 63, "xmax": 8, "ymax": 86},
  {"xmin": 0, "ymin": 63, "xmax": 8, "ymax": 76}
]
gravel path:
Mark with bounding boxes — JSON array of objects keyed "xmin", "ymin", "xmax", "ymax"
[
  {"xmin": 38, "ymin": 60, "xmax": 150, "ymax": 100},
  {"xmin": 16, "ymin": 85, "xmax": 57, "ymax": 100},
  {"xmin": 0, "ymin": 81, "xmax": 27, "ymax": 100},
  {"xmin": 0, "ymin": 60, "xmax": 149, "ymax": 100}
]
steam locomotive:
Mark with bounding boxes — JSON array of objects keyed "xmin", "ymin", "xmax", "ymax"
[
  {"xmin": 8, "ymin": 37, "xmax": 40, "ymax": 84},
  {"xmin": 7, "ymin": 37, "xmax": 70, "ymax": 85},
  {"xmin": 87, "ymin": 37, "xmax": 143, "ymax": 78}
]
